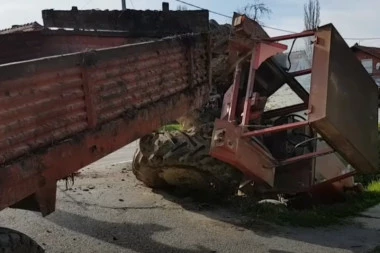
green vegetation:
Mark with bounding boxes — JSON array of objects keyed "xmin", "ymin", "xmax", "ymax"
[
  {"xmin": 367, "ymin": 245, "xmax": 380, "ymax": 253},
  {"xmin": 159, "ymin": 124, "xmax": 182, "ymax": 132},
  {"xmin": 355, "ymin": 173, "xmax": 380, "ymax": 188},
  {"xmin": 233, "ymin": 180, "xmax": 380, "ymax": 228},
  {"xmin": 368, "ymin": 180, "xmax": 380, "ymax": 192}
]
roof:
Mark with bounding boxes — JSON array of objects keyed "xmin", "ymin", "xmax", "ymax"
[
  {"xmin": 351, "ymin": 43, "xmax": 380, "ymax": 60},
  {"xmin": 0, "ymin": 22, "xmax": 44, "ymax": 35}
]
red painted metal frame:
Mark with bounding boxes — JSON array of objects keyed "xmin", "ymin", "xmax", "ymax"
[
  {"xmin": 241, "ymin": 42, "xmax": 287, "ymax": 126},
  {"xmin": 210, "ymin": 21, "xmax": 349, "ymax": 191},
  {"xmin": 265, "ymin": 170, "xmax": 356, "ymax": 194},
  {"xmin": 227, "ymin": 63, "xmax": 242, "ymax": 122},
  {"xmin": 238, "ymin": 30, "xmax": 315, "ymax": 143},
  {"xmin": 210, "ymin": 119, "xmax": 278, "ymax": 187},
  {"xmin": 242, "ymin": 121, "xmax": 309, "ymax": 137},
  {"xmin": 279, "ymin": 148, "xmax": 334, "ymax": 166},
  {"xmin": 310, "ymin": 171, "xmax": 357, "ymax": 192},
  {"xmin": 263, "ymin": 30, "xmax": 315, "ymax": 42},
  {"xmin": 290, "ymin": 68, "xmax": 312, "ymax": 77},
  {"xmin": 214, "ymin": 16, "xmax": 375, "ymax": 196},
  {"xmin": 262, "ymin": 103, "xmax": 308, "ymax": 119}
]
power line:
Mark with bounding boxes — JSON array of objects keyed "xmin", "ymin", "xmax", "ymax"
[
  {"xmin": 175, "ymin": 0, "xmax": 231, "ymax": 19},
  {"xmin": 262, "ymin": 26, "xmax": 295, "ymax": 34},
  {"xmin": 81, "ymin": 0, "xmax": 94, "ymax": 9},
  {"xmin": 174, "ymin": 0, "xmax": 380, "ymax": 41},
  {"xmin": 129, "ymin": 0, "xmax": 135, "ymax": 8},
  {"xmin": 175, "ymin": 0, "xmax": 296, "ymax": 33},
  {"xmin": 344, "ymin": 38, "xmax": 380, "ymax": 41}
]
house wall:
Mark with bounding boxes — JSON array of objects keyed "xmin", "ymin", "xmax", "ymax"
[{"xmin": 353, "ymin": 50, "xmax": 380, "ymax": 85}]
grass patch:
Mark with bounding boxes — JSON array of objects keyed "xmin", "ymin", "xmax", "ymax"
[
  {"xmin": 355, "ymin": 173, "xmax": 380, "ymax": 188},
  {"xmin": 159, "ymin": 124, "xmax": 182, "ymax": 132},
  {"xmin": 232, "ymin": 181, "xmax": 380, "ymax": 227},
  {"xmin": 368, "ymin": 245, "xmax": 380, "ymax": 253},
  {"xmin": 368, "ymin": 180, "xmax": 380, "ymax": 192}
]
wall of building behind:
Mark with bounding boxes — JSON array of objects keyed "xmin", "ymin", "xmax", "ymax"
[{"xmin": 354, "ymin": 51, "xmax": 380, "ymax": 86}]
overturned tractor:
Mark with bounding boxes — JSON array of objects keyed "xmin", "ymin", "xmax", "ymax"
[{"xmin": 132, "ymin": 13, "xmax": 379, "ymax": 203}]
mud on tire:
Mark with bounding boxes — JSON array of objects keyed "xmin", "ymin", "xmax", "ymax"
[
  {"xmin": 132, "ymin": 124, "xmax": 243, "ymax": 198},
  {"xmin": 0, "ymin": 227, "xmax": 44, "ymax": 253}
]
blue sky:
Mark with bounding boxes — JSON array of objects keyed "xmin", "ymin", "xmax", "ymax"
[{"xmin": 0, "ymin": 0, "xmax": 379, "ymax": 47}]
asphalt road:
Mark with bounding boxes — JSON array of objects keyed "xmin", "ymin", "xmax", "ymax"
[{"xmin": 1, "ymin": 142, "xmax": 380, "ymax": 253}]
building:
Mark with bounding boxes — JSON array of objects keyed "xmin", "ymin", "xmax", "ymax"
[
  {"xmin": 0, "ymin": 22, "xmax": 43, "ymax": 35},
  {"xmin": 351, "ymin": 43, "xmax": 380, "ymax": 86}
]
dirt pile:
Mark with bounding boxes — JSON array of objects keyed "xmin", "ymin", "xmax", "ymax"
[{"xmin": 209, "ymin": 19, "xmax": 234, "ymax": 95}]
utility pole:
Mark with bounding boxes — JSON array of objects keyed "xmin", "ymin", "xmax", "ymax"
[{"xmin": 121, "ymin": 0, "xmax": 126, "ymax": 10}]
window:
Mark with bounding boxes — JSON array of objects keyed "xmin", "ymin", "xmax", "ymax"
[
  {"xmin": 374, "ymin": 77, "xmax": 380, "ymax": 87},
  {"xmin": 361, "ymin": 59, "xmax": 373, "ymax": 74}
]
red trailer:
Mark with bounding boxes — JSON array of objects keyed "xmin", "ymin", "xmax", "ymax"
[{"xmin": 0, "ymin": 6, "xmax": 211, "ymax": 252}]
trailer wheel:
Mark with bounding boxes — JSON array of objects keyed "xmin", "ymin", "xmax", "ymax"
[
  {"xmin": 132, "ymin": 124, "xmax": 243, "ymax": 198},
  {"xmin": 0, "ymin": 227, "xmax": 44, "ymax": 253}
]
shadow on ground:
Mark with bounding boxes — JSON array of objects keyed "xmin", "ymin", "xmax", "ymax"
[
  {"xmin": 48, "ymin": 209, "xmax": 215, "ymax": 253},
  {"xmin": 151, "ymin": 188, "xmax": 380, "ymax": 253},
  {"xmin": 47, "ymin": 185, "xmax": 380, "ymax": 253}
]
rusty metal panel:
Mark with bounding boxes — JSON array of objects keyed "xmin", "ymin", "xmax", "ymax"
[
  {"xmin": 0, "ymin": 33, "xmax": 210, "ymax": 166},
  {"xmin": 0, "ymin": 31, "xmax": 138, "ymax": 65},
  {"xmin": 309, "ymin": 24, "xmax": 378, "ymax": 173},
  {"xmin": 42, "ymin": 8, "xmax": 209, "ymax": 36},
  {"xmin": 0, "ymin": 85, "xmax": 209, "ymax": 212},
  {"xmin": 210, "ymin": 119, "xmax": 277, "ymax": 187},
  {"xmin": 0, "ymin": 66, "xmax": 87, "ymax": 163},
  {"xmin": 85, "ymin": 35, "xmax": 209, "ymax": 124}
]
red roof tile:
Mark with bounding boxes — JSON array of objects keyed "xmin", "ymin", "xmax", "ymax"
[{"xmin": 351, "ymin": 43, "xmax": 380, "ymax": 60}]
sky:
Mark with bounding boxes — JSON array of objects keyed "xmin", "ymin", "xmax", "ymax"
[{"xmin": 0, "ymin": 0, "xmax": 379, "ymax": 47}]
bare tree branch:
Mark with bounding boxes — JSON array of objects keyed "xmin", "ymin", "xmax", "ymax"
[
  {"xmin": 304, "ymin": 0, "xmax": 320, "ymax": 60},
  {"xmin": 236, "ymin": 0, "xmax": 272, "ymax": 22},
  {"xmin": 304, "ymin": 0, "xmax": 320, "ymax": 30}
]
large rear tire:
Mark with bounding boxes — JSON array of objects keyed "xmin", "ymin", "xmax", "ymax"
[
  {"xmin": 0, "ymin": 227, "xmax": 44, "ymax": 253},
  {"xmin": 132, "ymin": 124, "xmax": 243, "ymax": 198}
]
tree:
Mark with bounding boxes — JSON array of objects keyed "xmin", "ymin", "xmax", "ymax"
[
  {"xmin": 304, "ymin": 0, "xmax": 320, "ymax": 30},
  {"xmin": 304, "ymin": 0, "xmax": 320, "ymax": 60},
  {"xmin": 237, "ymin": 0, "xmax": 271, "ymax": 22}
]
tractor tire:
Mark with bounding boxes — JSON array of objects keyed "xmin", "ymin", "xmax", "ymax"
[
  {"xmin": 132, "ymin": 150, "xmax": 168, "ymax": 189},
  {"xmin": 0, "ymin": 227, "xmax": 44, "ymax": 253},
  {"xmin": 132, "ymin": 124, "xmax": 243, "ymax": 198}
]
